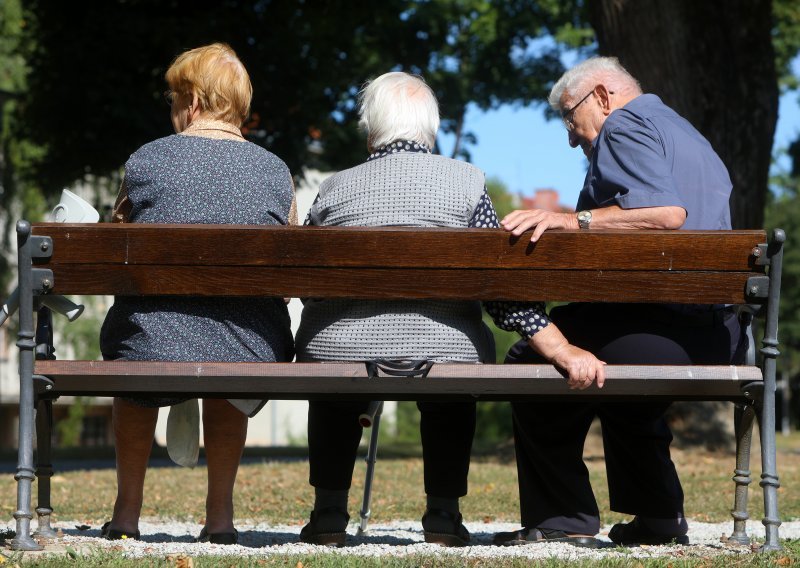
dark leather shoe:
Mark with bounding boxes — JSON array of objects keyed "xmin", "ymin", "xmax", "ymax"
[
  {"xmin": 608, "ymin": 519, "xmax": 689, "ymax": 546},
  {"xmin": 196, "ymin": 526, "xmax": 238, "ymax": 545},
  {"xmin": 100, "ymin": 521, "xmax": 140, "ymax": 541},
  {"xmin": 421, "ymin": 508, "xmax": 470, "ymax": 547},
  {"xmin": 300, "ymin": 507, "xmax": 349, "ymax": 547},
  {"xmin": 493, "ymin": 526, "xmax": 599, "ymax": 548}
]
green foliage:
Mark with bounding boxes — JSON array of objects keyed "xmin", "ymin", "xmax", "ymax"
[
  {"xmin": 0, "ymin": 0, "xmax": 48, "ymax": 290},
  {"xmin": 765, "ymin": 163, "xmax": 800, "ymax": 378},
  {"xmin": 55, "ymin": 396, "xmax": 89, "ymax": 447},
  {"xmin": 53, "ymin": 296, "xmax": 103, "ymax": 361},
  {"xmin": 388, "ymin": 401, "xmax": 422, "ymax": 446},
  {"xmin": 486, "ymin": 176, "xmax": 516, "ymax": 219},
  {"xmin": 774, "ymin": 0, "xmax": 800, "ymax": 89},
  {"xmin": 14, "ymin": 1, "xmax": 580, "ymax": 196}
]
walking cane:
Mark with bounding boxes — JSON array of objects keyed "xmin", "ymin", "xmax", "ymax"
[
  {"xmin": 357, "ymin": 400, "xmax": 383, "ymax": 534},
  {"xmin": 358, "ymin": 359, "xmax": 433, "ymax": 534}
]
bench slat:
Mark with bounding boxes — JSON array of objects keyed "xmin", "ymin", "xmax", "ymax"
[
  {"xmin": 35, "ymin": 361, "xmax": 762, "ymax": 401},
  {"xmin": 32, "ymin": 224, "xmax": 765, "ymax": 271},
  {"xmin": 41, "ymin": 264, "xmax": 756, "ymax": 304}
]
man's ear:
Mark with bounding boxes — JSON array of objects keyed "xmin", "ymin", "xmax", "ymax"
[{"xmin": 594, "ymin": 84, "xmax": 613, "ymax": 116}]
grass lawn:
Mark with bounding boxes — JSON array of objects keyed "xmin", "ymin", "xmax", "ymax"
[{"xmin": 1, "ymin": 430, "xmax": 799, "ymax": 566}]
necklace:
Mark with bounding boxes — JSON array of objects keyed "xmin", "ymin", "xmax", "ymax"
[{"xmin": 182, "ymin": 119, "xmax": 245, "ymax": 141}]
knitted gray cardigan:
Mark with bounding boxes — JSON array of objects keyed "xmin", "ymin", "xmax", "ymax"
[{"xmin": 296, "ymin": 151, "xmax": 495, "ymax": 363}]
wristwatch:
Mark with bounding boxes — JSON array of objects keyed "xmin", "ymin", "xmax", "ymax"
[{"xmin": 577, "ymin": 210, "xmax": 592, "ymax": 229}]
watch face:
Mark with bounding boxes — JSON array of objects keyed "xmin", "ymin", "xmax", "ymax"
[{"xmin": 578, "ymin": 210, "xmax": 591, "ymax": 228}]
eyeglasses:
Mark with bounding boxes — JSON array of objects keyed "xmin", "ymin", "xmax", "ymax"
[
  {"xmin": 561, "ymin": 90, "xmax": 594, "ymax": 130},
  {"xmin": 163, "ymin": 90, "xmax": 176, "ymax": 106}
]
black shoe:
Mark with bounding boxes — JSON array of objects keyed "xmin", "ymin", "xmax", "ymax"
[
  {"xmin": 608, "ymin": 519, "xmax": 689, "ymax": 546},
  {"xmin": 493, "ymin": 526, "xmax": 599, "ymax": 548},
  {"xmin": 300, "ymin": 507, "xmax": 349, "ymax": 547},
  {"xmin": 196, "ymin": 526, "xmax": 238, "ymax": 545},
  {"xmin": 100, "ymin": 521, "xmax": 140, "ymax": 541},
  {"xmin": 421, "ymin": 508, "xmax": 470, "ymax": 547}
]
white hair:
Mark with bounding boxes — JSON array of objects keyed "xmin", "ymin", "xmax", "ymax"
[
  {"xmin": 548, "ymin": 56, "xmax": 642, "ymax": 110},
  {"xmin": 358, "ymin": 72, "xmax": 440, "ymax": 151}
]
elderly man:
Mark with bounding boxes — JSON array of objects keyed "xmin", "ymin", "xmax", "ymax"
[{"xmin": 494, "ymin": 57, "xmax": 746, "ymax": 547}]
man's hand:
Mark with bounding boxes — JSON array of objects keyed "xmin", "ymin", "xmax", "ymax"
[{"xmin": 501, "ymin": 209, "xmax": 578, "ymax": 242}]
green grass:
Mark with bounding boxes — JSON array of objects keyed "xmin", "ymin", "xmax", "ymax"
[
  {"xmin": 2, "ymin": 431, "xmax": 800, "ymax": 566},
  {"xmin": 4, "ymin": 543, "xmax": 800, "ymax": 567},
  {"xmin": 5, "ymin": 442, "xmax": 797, "ymax": 527}
]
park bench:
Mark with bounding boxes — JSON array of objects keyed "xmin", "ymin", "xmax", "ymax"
[{"xmin": 8, "ymin": 221, "xmax": 784, "ymax": 551}]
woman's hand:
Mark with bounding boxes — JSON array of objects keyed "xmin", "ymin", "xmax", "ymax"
[
  {"xmin": 527, "ymin": 323, "xmax": 606, "ymax": 389},
  {"xmin": 548, "ymin": 343, "xmax": 606, "ymax": 390}
]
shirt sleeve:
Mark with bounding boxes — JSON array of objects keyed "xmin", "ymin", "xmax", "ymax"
[
  {"xmin": 470, "ymin": 188, "xmax": 551, "ymax": 339},
  {"xmin": 593, "ymin": 120, "xmax": 686, "ymax": 210}
]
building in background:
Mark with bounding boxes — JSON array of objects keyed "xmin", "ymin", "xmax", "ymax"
[{"xmin": 518, "ymin": 188, "xmax": 573, "ymax": 213}]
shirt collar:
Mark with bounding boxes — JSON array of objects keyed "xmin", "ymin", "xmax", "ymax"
[{"xmin": 367, "ymin": 140, "xmax": 432, "ymax": 161}]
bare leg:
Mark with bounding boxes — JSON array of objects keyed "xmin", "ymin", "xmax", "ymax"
[
  {"xmin": 110, "ymin": 398, "xmax": 159, "ymax": 534},
  {"xmin": 202, "ymin": 399, "xmax": 247, "ymax": 534}
]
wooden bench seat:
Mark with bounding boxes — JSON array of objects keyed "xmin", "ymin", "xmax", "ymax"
[
  {"xmin": 9, "ymin": 221, "xmax": 784, "ymax": 551},
  {"xmin": 33, "ymin": 360, "xmax": 763, "ymax": 401}
]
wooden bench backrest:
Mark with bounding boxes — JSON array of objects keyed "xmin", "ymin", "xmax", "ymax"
[{"xmin": 30, "ymin": 224, "xmax": 768, "ymax": 304}]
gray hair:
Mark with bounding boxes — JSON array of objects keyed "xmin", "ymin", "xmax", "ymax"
[
  {"xmin": 358, "ymin": 72, "xmax": 440, "ymax": 151},
  {"xmin": 548, "ymin": 56, "xmax": 642, "ymax": 110}
]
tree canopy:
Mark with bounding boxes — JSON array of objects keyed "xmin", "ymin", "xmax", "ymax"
[
  {"xmin": 14, "ymin": 0, "xmax": 579, "ymax": 194},
  {"xmin": 3, "ymin": 0, "xmax": 799, "ymax": 228}
]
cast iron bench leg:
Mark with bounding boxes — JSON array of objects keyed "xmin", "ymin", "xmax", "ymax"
[
  {"xmin": 758, "ymin": 230, "xmax": 784, "ymax": 552},
  {"xmin": 33, "ymin": 398, "xmax": 58, "ymax": 539},
  {"xmin": 11, "ymin": 221, "xmax": 43, "ymax": 551},
  {"xmin": 729, "ymin": 402, "xmax": 755, "ymax": 545}
]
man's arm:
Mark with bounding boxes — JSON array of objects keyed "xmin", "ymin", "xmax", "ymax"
[{"xmin": 501, "ymin": 204, "xmax": 686, "ymax": 242}]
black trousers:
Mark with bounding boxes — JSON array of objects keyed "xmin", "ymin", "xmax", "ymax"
[
  {"xmin": 506, "ymin": 303, "xmax": 745, "ymax": 535},
  {"xmin": 308, "ymin": 399, "xmax": 476, "ymax": 498}
]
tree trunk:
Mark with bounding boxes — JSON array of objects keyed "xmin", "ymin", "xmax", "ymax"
[{"xmin": 589, "ymin": 0, "xmax": 778, "ymax": 229}]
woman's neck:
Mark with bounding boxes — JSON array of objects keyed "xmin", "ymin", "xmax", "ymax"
[{"xmin": 180, "ymin": 117, "xmax": 245, "ymax": 141}]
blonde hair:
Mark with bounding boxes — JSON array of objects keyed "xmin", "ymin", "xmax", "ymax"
[
  {"xmin": 358, "ymin": 72, "xmax": 440, "ymax": 151},
  {"xmin": 165, "ymin": 43, "xmax": 252, "ymax": 127}
]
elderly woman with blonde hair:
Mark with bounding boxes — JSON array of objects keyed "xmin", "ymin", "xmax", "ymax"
[
  {"xmin": 99, "ymin": 43, "xmax": 295, "ymax": 544},
  {"xmin": 295, "ymin": 71, "xmax": 603, "ymax": 547}
]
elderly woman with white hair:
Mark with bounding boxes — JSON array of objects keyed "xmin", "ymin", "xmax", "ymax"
[{"xmin": 295, "ymin": 71, "xmax": 603, "ymax": 547}]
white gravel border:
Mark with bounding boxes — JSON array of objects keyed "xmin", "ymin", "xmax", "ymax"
[{"xmin": 5, "ymin": 519, "xmax": 798, "ymax": 560}]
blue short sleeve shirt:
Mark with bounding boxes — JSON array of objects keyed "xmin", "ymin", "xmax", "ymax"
[{"xmin": 576, "ymin": 94, "xmax": 733, "ymax": 230}]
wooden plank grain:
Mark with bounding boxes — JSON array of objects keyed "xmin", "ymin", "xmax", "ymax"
[
  {"xmin": 42, "ymin": 264, "xmax": 757, "ymax": 304},
  {"xmin": 31, "ymin": 224, "xmax": 766, "ymax": 272}
]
